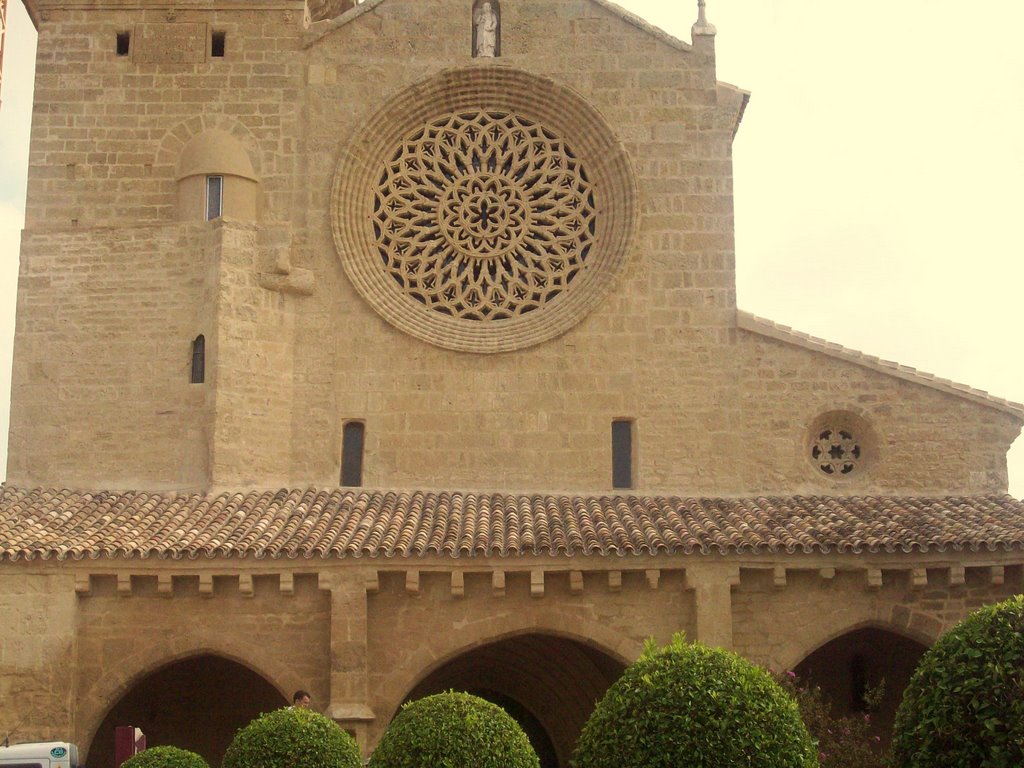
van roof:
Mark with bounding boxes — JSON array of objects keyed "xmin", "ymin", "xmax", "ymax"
[{"xmin": 0, "ymin": 743, "xmax": 76, "ymax": 759}]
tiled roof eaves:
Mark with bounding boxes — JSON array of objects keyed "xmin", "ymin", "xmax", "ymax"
[
  {"xmin": 737, "ymin": 310, "xmax": 1024, "ymax": 417},
  {"xmin": 1, "ymin": 487, "xmax": 1023, "ymax": 563}
]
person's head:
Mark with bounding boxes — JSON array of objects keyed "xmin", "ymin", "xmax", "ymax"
[{"xmin": 292, "ymin": 690, "xmax": 311, "ymax": 708}]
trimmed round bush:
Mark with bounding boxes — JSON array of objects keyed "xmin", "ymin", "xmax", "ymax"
[
  {"xmin": 368, "ymin": 691, "xmax": 540, "ymax": 768},
  {"xmin": 891, "ymin": 594, "xmax": 1024, "ymax": 768},
  {"xmin": 571, "ymin": 637, "xmax": 817, "ymax": 768},
  {"xmin": 223, "ymin": 707, "xmax": 361, "ymax": 768},
  {"xmin": 121, "ymin": 747, "xmax": 208, "ymax": 768}
]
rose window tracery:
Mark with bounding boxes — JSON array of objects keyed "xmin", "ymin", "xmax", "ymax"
[
  {"xmin": 372, "ymin": 111, "xmax": 597, "ymax": 321},
  {"xmin": 811, "ymin": 426, "xmax": 862, "ymax": 476}
]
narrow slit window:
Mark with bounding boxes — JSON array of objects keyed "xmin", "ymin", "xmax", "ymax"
[
  {"xmin": 211, "ymin": 31, "xmax": 226, "ymax": 58},
  {"xmin": 116, "ymin": 31, "xmax": 131, "ymax": 56},
  {"xmin": 341, "ymin": 421, "xmax": 365, "ymax": 487},
  {"xmin": 205, "ymin": 175, "xmax": 223, "ymax": 220},
  {"xmin": 190, "ymin": 334, "xmax": 205, "ymax": 384},
  {"xmin": 611, "ymin": 419, "xmax": 634, "ymax": 489}
]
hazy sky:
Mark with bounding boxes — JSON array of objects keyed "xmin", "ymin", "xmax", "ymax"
[{"xmin": 0, "ymin": 0, "xmax": 1021, "ymax": 495}]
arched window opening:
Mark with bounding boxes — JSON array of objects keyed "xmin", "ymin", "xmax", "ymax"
[
  {"xmin": 175, "ymin": 130, "xmax": 258, "ymax": 222},
  {"xmin": 341, "ymin": 421, "xmax": 365, "ymax": 487},
  {"xmin": 190, "ymin": 334, "xmax": 205, "ymax": 384}
]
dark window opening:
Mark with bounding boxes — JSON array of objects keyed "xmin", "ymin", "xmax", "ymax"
[
  {"xmin": 206, "ymin": 175, "xmax": 223, "ymax": 220},
  {"xmin": 611, "ymin": 419, "xmax": 633, "ymax": 489},
  {"xmin": 341, "ymin": 421, "xmax": 365, "ymax": 487},
  {"xmin": 190, "ymin": 334, "xmax": 205, "ymax": 384},
  {"xmin": 116, "ymin": 31, "xmax": 131, "ymax": 56},
  {"xmin": 211, "ymin": 31, "xmax": 226, "ymax": 57}
]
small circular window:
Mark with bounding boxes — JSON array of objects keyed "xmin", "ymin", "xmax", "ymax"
[
  {"xmin": 806, "ymin": 411, "xmax": 874, "ymax": 479},
  {"xmin": 811, "ymin": 426, "xmax": 862, "ymax": 475}
]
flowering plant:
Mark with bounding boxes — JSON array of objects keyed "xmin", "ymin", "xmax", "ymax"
[{"xmin": 775, "ymin": 671, "xmax": 886, "ymax": 768}]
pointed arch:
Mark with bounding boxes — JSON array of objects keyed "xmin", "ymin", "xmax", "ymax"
[
  {"xmin": 76, "ymin": 638, "xmax": 298, "ymax": 763},
  {"xmin": 84, "ymin": 652, "xmax": 288, "ymax": 768},
  {"xmin": 790, "ymin": 623, "xmax": 930, "ymax": 748},
  {"xmin": 394, "ymin": 631, "xmax": 627, "ymax": 768}
]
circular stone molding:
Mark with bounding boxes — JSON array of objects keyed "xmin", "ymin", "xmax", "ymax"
[
  {"xmin": 806, "ymin": 410, "xmax": 875, "ymax": 479},
  {"xmin": 332, "ymin": 68, "xmax": 637, "ymax": 353}
]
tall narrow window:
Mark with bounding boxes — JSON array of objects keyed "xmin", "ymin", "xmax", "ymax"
[
  {"xmin": 116, "ymin": 31, "xmax": 131, "ymax": 56},
  {"xmin": 206, "ymin": 175, "xmax": 224, "ymax": 220},
  {"xmin": 341, "ymin": 421, "xmax": 365, "ymax": 487},
  {"xmin": 611, "ymin": 419, "xmax": 634, "ymax": 489},
  {"xmin": 190, "ymin": 334, "xmax": 205, "ymax": 384},
  {"xmin": 211, "ymin": 31, "xmax": 226, "ymax": 58}
]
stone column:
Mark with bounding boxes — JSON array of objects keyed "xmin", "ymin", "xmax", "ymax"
[
  {"xmin": 686, "ymin": 566, "xmax": 739, "ymax": 650},
  {"xmin": 322, "ymin": 572, "xmax": 375, "ymax": 753}
]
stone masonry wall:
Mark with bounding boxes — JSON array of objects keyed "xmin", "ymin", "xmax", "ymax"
[
  {"xmin": 8, "ymin": 0, "xmax": 1019, "ymax": 494},
  {"xmin": 1, "ymin": 556, "xmax": 1021, "ymax": 758},
  {"xmin": 7, "ymin": 225, "xmax": 216, "ymax": 489},
  {"xmin": 734, "ymin": 331, "xmax": 1022, "ymax": 495},
  {"xmin": 72, "ymin": 572, "xmax": 330, "ymax": 754},
  {"xmin": 23, "ymin": 4, "xmax": 302, "ymax": 229},
  {"xmin": 732, "ymin": 562, "xmax": 1024, "ymax": 672},
  {"xmin": 291, "ymin": 0, "xmax": 744, "ymax": 492},
  {"xmin": 0, "ymin": 569, "xmax": 77, "ymax": 744}
]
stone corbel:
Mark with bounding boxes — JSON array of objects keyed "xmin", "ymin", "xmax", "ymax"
[
  {"xmin": 259, "ymin": 269, "xmax": 315, "ymax": 295},
  {"xmin": 259, "ymin": 243, "xmax": 315, "ymax": 295}
]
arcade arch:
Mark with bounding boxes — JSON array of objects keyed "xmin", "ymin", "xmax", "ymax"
[
  {"xmin": 87, "ymin": 654, "xmax": 287, "ymax": 768},
  {"xmin": 398, "ymin": 633, "xmax": 626, "ymax": 768},
  {"xmin": 793, "ymin": 625, "xmax": 929, "ymax": 746}
]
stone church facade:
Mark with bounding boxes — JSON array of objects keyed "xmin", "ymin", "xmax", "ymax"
[{"xmin": 1, "ymin": 1, "xmax": 1023, "ymax": 766}]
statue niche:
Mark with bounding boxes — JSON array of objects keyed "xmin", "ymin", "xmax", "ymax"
[{"xmin": 472, "ymin": 0, "xmax": 500, "ymax": 58}]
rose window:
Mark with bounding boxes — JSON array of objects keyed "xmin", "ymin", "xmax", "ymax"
[
  {"xmin": 811, "ymin": 426, "xmax": 862, "ymax": 476},
  {"xmin": 372, "ymin": 111, "xmax": 597, "ymax": 321},
  {"xmin": 332, "ymin": 67, "xmax": 637, "ymax": 353}
]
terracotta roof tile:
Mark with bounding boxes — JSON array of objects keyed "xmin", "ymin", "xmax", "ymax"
[{"xmin": 1, "ymin": 486, "xmax": 1023, "ymax": 561}]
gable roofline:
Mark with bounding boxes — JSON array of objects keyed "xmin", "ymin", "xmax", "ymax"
[
  {"xmin": 304, "ymin": 0, "xmax": 383, "ymax": 47},
  {"xmin": 20, "ymin": 0, "xmax": 41, "ymax": 31},
  {"xmin": 738, "ymin": 310, "xmax": 1024, "ymax": 417},
  {"xmin": 304, "ymin": 0, "xmax": 693, "ymax": 51},
  {"xmin": 590, "ymin": 0, "xmax": 693, "ymax": 52}
]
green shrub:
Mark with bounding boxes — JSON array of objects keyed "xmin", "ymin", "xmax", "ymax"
[
  {"xmin": 571, "ymin": 637, "xmax": 817, "ymax": 768},
  {"xmin": 891, "ymin": 594, "xmax": 1024, "ymax": 768},
  {"xmin": 121, "ymin": 747, "xmax": 208, "ymax": 768},
  {"xmin": 368, "ymin": 691, "xmax": 540, "ymax": 768},
  {"xmin": 222, "ymin": 707, "xmax": 361, "ymax": 768}
]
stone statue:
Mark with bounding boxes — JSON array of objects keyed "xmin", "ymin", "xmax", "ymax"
[{"xmin": 473, "ymin": 0, "xmax": 499, "ymax": 58}]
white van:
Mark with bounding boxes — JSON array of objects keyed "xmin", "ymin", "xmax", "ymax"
[{"xmin": 0, "ymin": 743, "xmax": 79, "ymax": 768}]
